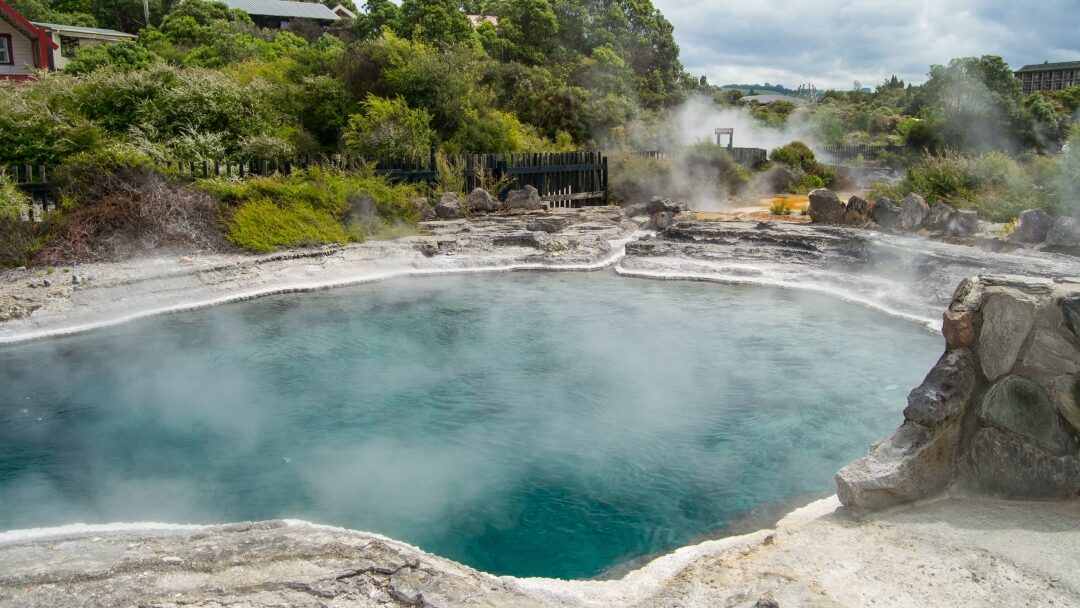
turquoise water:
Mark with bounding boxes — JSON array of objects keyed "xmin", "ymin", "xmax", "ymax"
[{"xmin": 0, "ymin": 272, "xmax": 940, "ymax": 579}]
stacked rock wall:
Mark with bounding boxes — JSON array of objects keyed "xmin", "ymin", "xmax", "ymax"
[{"xmin": 837, "ymin": 274, "xmax": 1080, "ymax": 513}]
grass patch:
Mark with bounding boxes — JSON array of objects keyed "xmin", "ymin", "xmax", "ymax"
[
  {"xmin": 202, "ymin": 166, "xmax": 422, "ymax": 252},
  {"xmin": 226, "ymin": 198, "xmax": 350, "ymax": 252}
]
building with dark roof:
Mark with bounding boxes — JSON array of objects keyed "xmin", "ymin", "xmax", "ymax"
[
  {"xmin": 220, "ymin": 0, "xmax": 340, "ymax": 29},
  {"xmin": 1015, "ymin": 61, "xmax": 1080, "ymax": 94}
]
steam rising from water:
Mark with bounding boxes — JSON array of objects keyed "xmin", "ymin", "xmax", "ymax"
[{"xmin": 0, "ymin": 272, "xmax": 940, "ymax": 578}]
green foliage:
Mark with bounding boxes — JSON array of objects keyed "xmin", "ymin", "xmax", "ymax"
[
  {"xmin": 679, "ymin": 141, "xmax": 750, "ymax": 196},
  {"xmin": 0, "ymin": 173, "xmax": 30, "ymax": 222},
  {"xmin": 867, "ymin": 149, "xmax": 1077, "ymax": 222},
  {"xmin": 607, "ymin": 151, "xmax": 673, "ymax": 205},
  {"xmin": 770, "ymin": 141, "xmax": 816, "ymax": 171},
  {"xmin": 65, "ymin": 40, "xmax": 161, "ymax": 75},
  {"xmin": 396, "ymin": 0, "xmax": 476, "ymax": 46},
  {"xmin": 203, "ymin": 167, "xmax": 420, "ymax": 251},
  {"xmin": 770, "ymin": 141, "xmax": 836, "ymax": 187},
  {"xmin": 768, "ymin": 199, "xmax": 788, "ymax": 215},
  {"xmin": 225, "ymin": 198, "xmax": 350, "ymax": 252},
  {"xmin": 354, "ymin": 0, "xmax": 401, "ymax": 40},
  {"xmin": 342, "ymin": 94, "xmax": 435, "ymax": 158}
]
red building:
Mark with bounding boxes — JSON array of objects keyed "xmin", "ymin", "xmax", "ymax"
[{"xmin": 0, "ymin": 0, "xmax": 58, "ymax": 81}]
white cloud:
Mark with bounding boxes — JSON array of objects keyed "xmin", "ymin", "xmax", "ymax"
[{"xmin": 653, "ymin": 0, "xmax": 1080, "ymax": 89}]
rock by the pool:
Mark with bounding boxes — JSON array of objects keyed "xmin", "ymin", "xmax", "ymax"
[
  {"xmin": 414, "ymin": 197, "xmax": 436, "ymax": 222},
  {"xmin": 838, "ymin": 275, "xmax": 1080, "ymax": 513},
  {"xmin": 1010, "ymin": 208, "xmax": 1054, "ymax": 244},
  {"xmin": 435, "ymin": 192, "xmax": 463, "ymax": 219},
  {"xmin": 946, "ymin": 209, "xmax": 978, "ymax": 236},
  {"xmin": 807, "ymin": 189, "xmax": 845, "ymax": 224},
  {"xmin": 1045, "ymin": 216, "xmax": 1080, "ymax": 254},
  {"xmin": 900, "ymin": 193, "xmax": 930, "ymax": 231},
  {"xmin": 978, "ymin": 289, "xmax": 1037, "ymax": 382},
  {"xmin": 843, "ymin": 195, "xmax": 872, "ymax": 226},
  {"xmin": 924, "ymin": 201, "xmax": 956, "ymax": 232},
  {"xmin": 871, "ymin": 197, "xmax": 902, "ymax": 231},
  {"xmin": 466, "ymin": 188, "xmax": 499, "ymax": 213},
  {"xmin": 505, "ymin": 185, "xmax": 544, "ymax": 211},
  {"xmin": 645, "ymin": 196, "xmax": 687, "ymax": 216}
]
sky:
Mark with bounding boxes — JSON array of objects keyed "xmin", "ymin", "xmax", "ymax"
[{"xmin": 653, "ymin": 0, "xmax": 1080, "ymax": 90}]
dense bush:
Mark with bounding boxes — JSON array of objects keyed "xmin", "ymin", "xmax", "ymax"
[
  {"xmin": 608, "ymin": 151, "xmax": 674, "ymax": 205},
  {"xmin": 868, "ymin": 148, "xmax": 1078, "ymax": 222},
  {"xmin": 769, "ymin": 141, "xmax": 837, "ymax": 190},
  {"xmin": 342, "ymin": 94, "xmax": 435, "ymax": 158},
  {"xmin": 0, "ymin": 173, "xmax": 29, "ymax": 221},
  {"xmin": 202, "ymin": 167, "xmax": 421, "ymax": 251}
]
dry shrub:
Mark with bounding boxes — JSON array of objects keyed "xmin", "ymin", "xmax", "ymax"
[{"xmin": 36, "ymin": 170, "xmax": 228, "ymax": 265}]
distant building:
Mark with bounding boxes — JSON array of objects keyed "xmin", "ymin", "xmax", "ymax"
[
  {"xmin": 220, "ymin": 0, "xmax": 340, "ymax": 30},
  {"xmin": 32, "ymin": 22, "xmax": 136, "ymax": 71},
  {"xmin": 330, "ymin": 4, "xmax": 356, "ymax": 20},
  {"xmin": 0, "ymin": 0, "xmax": 58, "ymax": 81},
  {"xmin": 466, "ymin": 15, "xmax": 498, "ymax": 28},
  {"xmin": 1015, "ymin": 61, "xmax": 1079, "ymax": 94}
]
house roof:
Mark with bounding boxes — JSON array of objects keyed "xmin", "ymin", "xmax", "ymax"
[
  {"xmin": 330, "ymin": 4, "xmax": 356, "ymax": 19},
  {"xmin": 0, "ymin": 0, "xmax": 58, "ymax": 49},
  {"xmin": 220, "ymin": 0, "xmax": 340, "ymax": 21},
  {"xmin": 32, "ymin": 22, "xmax": 137, "ymax": 39},
  {"xmin": 1016, "ymin": 61, "xmax": 1080, "ymax": 73}
]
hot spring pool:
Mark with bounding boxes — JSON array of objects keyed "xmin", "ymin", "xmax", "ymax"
[{"xmin": 0, "ymin": 272, "xmax": 941, "ymax": 579}]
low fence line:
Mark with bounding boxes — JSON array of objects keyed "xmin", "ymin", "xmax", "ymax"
[
  {"xmin": 816, "ymin": 144, "xmax": 903, "ymax": 163},
  {"xmin": 5, "ymin": 150, "xmax": 610, "ymax": 221},
  {"xmin": 621, "ymin": 147, "xmax": 768, "ymax": 167}
]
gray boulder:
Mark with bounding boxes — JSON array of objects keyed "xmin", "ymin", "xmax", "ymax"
[
  {"xmin": 900, "ymin": 193, "xmax": 930, "ymax": 231},
  {"xmin": 978, "ymin": 289, "xmax": 1037, "ymax": 381},
  {"xmin": 946, "ymin": 209, "xmax": 978, "ymax": 236},
  {"xmin": 1045, "ymin": 216, "xmax": 1080, "ymax": 253},
  {"xmin": 413, "ymin": 197, "xmax": 436, "ymax": 222},
  {"xmin": 807, "ymin": 188, "xmax": 845, "ymax": 224},
  {"xmin": 836, "ymin": 421, "xmax": 959, "ymax": 514},
  {"xmin": 904, "ymin": 349, "xmax": 978, "ymax": 427},
  {"xmin": 645, "ymin": 196, "xmax": 687, "ymax": 215},
  {"xmin": 525, "ymin": 216, "xmax": 572, "ymax": 233},
  {"xmin": 1010, "ymin": 208, "xmax": 1054, "ymax": 244},
  {"xmin": 434, "ymin": 193, "xmax": 463, "ymax": 219},
  {"xmin": 871, "ymin": 197, "xmax": 902, "ymax": 230},
  {"xmin": 924, "ymin": 201, "xmax": 956, "ymax": 232},
  {"xmin": 504, "ymin": 185, "xmax": 544, "ymax": 211},
  {"xmin": 843, "ymin": 196, "xmax": 872, "ymax": 225},
  {"xmin": 466, "ymin": 188, "xmax": 499, "ymax": 213}
]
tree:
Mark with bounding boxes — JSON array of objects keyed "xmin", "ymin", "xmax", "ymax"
[
  {"xmin": 354, "ymin": 0, "xmax": 400, "ymax": 41},
  {"xmin": 492, "ymin": 0, "xmax": 558, "ymax": 64},
  {"xmin": 920, "ymin": 56, "xmax": 1029, "ymax": 152},
  {"xmin": 342, "ymin": 94, "xmax": 435, "ymax": 158},
  {"xmin": 396, "ymin": 0, "xmax": 476, "ymax": 46}
]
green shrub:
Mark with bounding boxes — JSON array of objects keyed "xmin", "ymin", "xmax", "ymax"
[
  {"xmin": 607, "ymin": 151, "xmax": 674, "ymax": 205},
  {"xmin": 225, "ymin": 198, "xmax": 350, "ymax": 252},
  {"xmin": 342, "ymin": 94, "xmax": 435, "ymax": 158},
  {"xmin": 203, "ymin": 166, "xmax": 420, "ymax": 250},
  {"xmin": 64, "ymin": 40, "xmax": 161, "ymax": 75},
  {"xmin": 679, "ymin": 142, "xmax": 751, "ymax": 196},
  {"xmin": 770, "ymin": 141, "xmax": 816, "ymax": 171},
  {"xmin": 0, "ymin": 173, "xmax": 29, "ymax": 221}
]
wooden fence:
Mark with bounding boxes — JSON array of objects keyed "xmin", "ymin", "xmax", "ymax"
[
  {"xmin": 624, "ymin": 147, "xmax": 768, "ymax": 167},
  {"xmin": 816, "ymin": 144, "xmax": 902, "ymax": 163},
  {"xmin": 6, "ymin": 150, "xmax": 610, "ymax": 219}
]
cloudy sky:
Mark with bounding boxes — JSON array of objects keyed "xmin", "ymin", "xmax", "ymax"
[{"xmin": 653, "ymin": 0, "xmax": 1080, "ymax": 90}]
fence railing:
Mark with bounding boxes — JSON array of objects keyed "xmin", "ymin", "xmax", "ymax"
[
  {"xmin": 816, "ymin": 144, "xmax": 902, "ymax": 163},
  {"xmin": 621, "ymin": 147, "xmax": 768, "ymax": 167},
  {"xmin": 7, "ymin": 150, "xmax": 610, "ymax": 221}
]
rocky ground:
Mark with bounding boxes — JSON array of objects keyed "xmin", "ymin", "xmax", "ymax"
[
  {"xmin": 2, "ymin": 496, "xmax": 1079, "ymax": 608},
  {"xmin": 3, "ymin": 205, "xmax": 1080, "ymax": 607}
]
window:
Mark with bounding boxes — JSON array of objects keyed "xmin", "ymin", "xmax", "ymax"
[
  {"xmin": 0, "ymin": 34, "xmax": 12, "ymax": 65},
  {"xmin": 60, "ymin": 36, "xmax": 79, "ymax": 58}
]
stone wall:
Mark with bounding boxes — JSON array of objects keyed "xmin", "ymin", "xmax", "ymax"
[{"xmin": 837, "ymin": 274, "xmax": 1080, "ymax": 513}]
